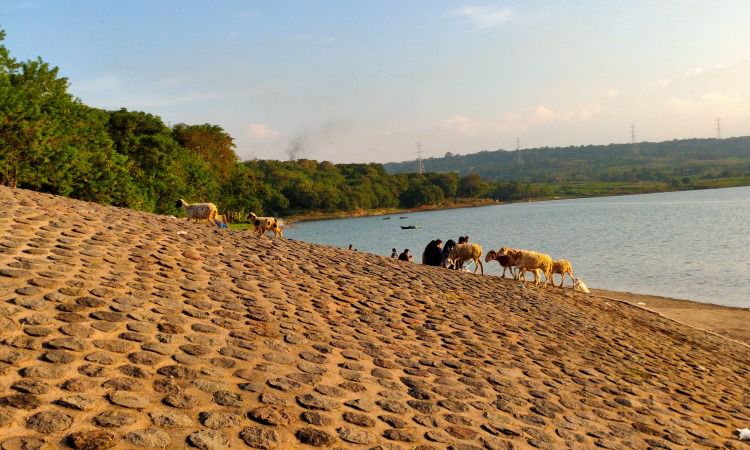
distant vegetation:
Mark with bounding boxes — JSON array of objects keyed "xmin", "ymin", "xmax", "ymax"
[
  {"xmin": 2, "ymin": 28, "xmax": 749, "ymax": 222},
  {"xmin": 385, "ymin": 138, "xmax": 750, "ymax": 188},
  {"xmin": 0, "ymin": 29, "xmax": 485, "ymax": 219}
]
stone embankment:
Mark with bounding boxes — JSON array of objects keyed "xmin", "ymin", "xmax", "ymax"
[{"xmin": 0, "ymin": 186, "xmax": 748, "ymax": 449}]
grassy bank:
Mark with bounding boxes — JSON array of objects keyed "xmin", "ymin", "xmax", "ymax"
[{"xmin": 534, "ymin": 175, "xmax": 750, "ymax": 200}]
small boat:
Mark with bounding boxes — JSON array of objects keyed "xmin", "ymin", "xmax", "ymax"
[
  {"xmin": 401, "ymin": 225, "xmax": 422, "ymax": 230},
  {"xmin": 399, "ymin": 216, "xmax": 409, "ymax": 219},
  {"xmin": 382, "ymin": 217, "xmax": 391, "ymax": 220}
]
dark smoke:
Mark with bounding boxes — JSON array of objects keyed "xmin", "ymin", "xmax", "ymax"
[
  {"xmin": 285, "ymin": 120, "xmax": 352, "ymax": 161},
  {"xmin": 286, "ymin": 135, "xmax": 309, "ymax": 161}
]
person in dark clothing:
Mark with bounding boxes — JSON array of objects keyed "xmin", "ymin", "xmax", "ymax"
[
  {"xmin": 390, "ymin": 248, "xmax": 398, "ymax": 258},
  {"xmin": 398, "ymin": 249, "xmax": 413, "ymax": 262},
  {"xmin": 422, "ymin": 239, "xmax": 443, "ymax": 266},
  {"xmin": 441, "ymin": 239, "xmax": 456, "ymax": 267}
]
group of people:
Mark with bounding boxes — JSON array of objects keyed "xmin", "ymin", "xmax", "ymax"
[
  {"xmin": 423, "ymin": 235, "xmax": 470, "ymax": 268},
  {"xmin": 391, "ymin": 247, "xmax": 413, "ymax": 261},
  {"xmin": 391, "ymin": 235, "xmax": 471, "ymax": 269}
]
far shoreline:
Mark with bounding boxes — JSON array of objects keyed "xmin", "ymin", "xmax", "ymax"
[
  {"xmin": 276, "ymin": 184, "xmax": 749, "ymax": 225},
  {"xmin": 281, "ymin": 198, "xmax": 499, "ymax": 225}
]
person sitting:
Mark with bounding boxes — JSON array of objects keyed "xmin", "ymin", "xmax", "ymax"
[
  {"xmin": 421, "ymin": 239, "xmax": 443, "ymax": 266},
  {"xmin": 398, "ymin": 249, "xmax": 413, "ymax": 262},
  {"xmin": 390, "ymin": 248, "xmax": 398, "ymax": 258}
]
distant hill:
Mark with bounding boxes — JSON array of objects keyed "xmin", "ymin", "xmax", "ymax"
[{"xmin": 383, "ymin": 137, "xmax": 750, "ymax": 183}]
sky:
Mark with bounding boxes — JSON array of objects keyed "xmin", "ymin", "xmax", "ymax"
[{"xmin": 3, "ymin": 0, "xmax": 750, "ymax": 163}]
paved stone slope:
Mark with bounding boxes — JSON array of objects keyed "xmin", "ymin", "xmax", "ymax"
[{"xmin": 0, "ymin": 186, "xmax": 748, "ymax": 449}]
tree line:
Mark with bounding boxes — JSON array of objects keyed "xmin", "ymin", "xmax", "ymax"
[
  {"xmin": 2, "ymin": 30, "xmax": 543, "ymax": 220},
  {"xmin": 8, "ymin": 28, "xmax": 734, "ymax": 220},
  {"xmin": 384, "ymin": 137, "xmax": 750, "ymax": 184}
]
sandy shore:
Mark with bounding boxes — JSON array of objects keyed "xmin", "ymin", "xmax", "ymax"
[
  {"xmin": 593, "ymin": 289, "xmax": 750, "ymax": 346},
  {"xmin": 1, "ymin": 185, "xmax": 749, "ymax": 449}
]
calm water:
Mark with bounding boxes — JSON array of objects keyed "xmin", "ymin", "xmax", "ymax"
[{"xmin": 286, "ymin": 186, "xmax": 750, "ymax": 308}]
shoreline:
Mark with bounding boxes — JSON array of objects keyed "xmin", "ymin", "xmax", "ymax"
[
  {"xmin": 281, "ymin": 198, "xmax": 499, "ymax": 224},
  {"xmin": 592, "ymin": 288, "xmax": 750, "ymax": 345},
  {"xmin": 281, "ymin": 184, "xmax": 750, "ymax": 225}
]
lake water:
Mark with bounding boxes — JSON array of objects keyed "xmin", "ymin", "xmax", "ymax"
[{"xmin": 286, "ymin": 186, "xmax": 750, "ymax": 308}]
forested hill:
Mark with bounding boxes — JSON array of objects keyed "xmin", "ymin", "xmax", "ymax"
[{"xmin": 383, "ymin": 137, "xmax": 750, "ymax": 183}]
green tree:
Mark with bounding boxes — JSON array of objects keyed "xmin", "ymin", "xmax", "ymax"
[
  {"xmin": 0, "ymin": 30, "xmax": 136, "ymax": 205},
  {"xmin": 172, "ymin": 123, "xmax": 237, "ymax": 181},
  {"xmin": 107, "ymin": 109, "xmax": 220, "ymax": 213},
  {"xmin": 399, "ymin": 177, "xmax": 444, "ymax": 208},
  {"xmin": 0, "ymin": 40, "xmax": 69, "ymax": 187},
  {"xmin": 426, "ymin": 172, "xmax": 459, "ymax": 199},
  {"xmin": 458, "ymin": 173, "xmax": 489, "ymax": 198}
]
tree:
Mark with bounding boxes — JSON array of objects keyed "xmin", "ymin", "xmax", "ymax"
[
  {"xmin": 458, "ymin": 173, "xmax": 489, "ymax": 198},
  {"xmin": 0, "ymin": 41, "xmax": 71, "ymax": 187},
  {"xmin": 0, "ymin": 30, "xmax": 136, "ymax": 205},
  {"xmin": 107, "ymin": 109, "xmax": 220, "ymax": 213},
  {"xmin": 426, "ymin": 172, "xmax": 459, "ymax": 199},
  {"xmin": 172, "ymin": 123, "xmax": 237, "ymax": 181},
  {"xmin": 399, "ymin": 178, "xmax": 444, "ymax": 208}
]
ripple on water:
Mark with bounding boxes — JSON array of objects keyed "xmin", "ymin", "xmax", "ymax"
[{"xmin": 288, "ymin": 186, "xmax": 750, "ymax": 308}]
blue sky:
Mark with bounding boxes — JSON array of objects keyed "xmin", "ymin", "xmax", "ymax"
[{"xmin": 3, "ymin": 0, "xmax": 750, "ymax": 163}]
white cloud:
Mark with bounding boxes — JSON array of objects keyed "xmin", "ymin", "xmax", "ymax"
[
  {"xmin": 657, "ymin": 78, "xmax": 672, "ymax": 87},
  {"xmin": 453, "ymin": 5, "xmax": 513, "ymax": 30},
  {"xmin": 533, "ymin": 105, "xmax": 555, "ymax": 123},
  {"xmin": 668, "ymin": 96, "xmax": 702, "ymax": 114},
  {"xmin": 655, "ymin": 60, "xmax": 750, "ymax": 118},
  {"xmin": 441, "ymin": 115, "xmax": 475, "ymax": 134},
  {"xmin": 576, "ymin": 105, "xmax": 602, "ymax": 121},
  {"xmin": 607, "ymin": 88, "xmax": 620, "ymax": 98},
  {"xmin": 440, "ymin": 102, "xmax": 599, "ymax": 137},
  {"xmin": 245, "ymin": 123, "xmax": 281, "ymax": 140},
  {"xmin": 701, "ymin": 92, "xmax": 742, "ymax": 103}
]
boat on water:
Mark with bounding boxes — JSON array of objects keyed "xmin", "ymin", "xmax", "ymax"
[
  {"xmin": 399, "ymin": 216, "xmax": 408, "ymax": 219},
  {"xmin": 401, "ymin": 225, "xmax": 422, "ymax": 230},
  {"xmin": 382, "ymin": 217, "xmax": 391, "ymax": 220}
]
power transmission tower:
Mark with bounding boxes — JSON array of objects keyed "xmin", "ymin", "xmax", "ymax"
[
  {"xmin": 515, "ymin": 138, "xmax": 522, "ymax": 165},
  {"xmin": 630, "ymin": 124, "xmax": 640, "ymax": 154},
  {"xmin": 416, "ymin": 142, "xmax": 425, "ymax": 174},
  {"xmin": 716, "ymin": 117, "xmax": 722, "ymax": 139}
]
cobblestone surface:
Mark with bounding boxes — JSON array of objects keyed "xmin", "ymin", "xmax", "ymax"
[{"xmin": 0, "ymin": 186, "xmax": 749, "ymax": 448}]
